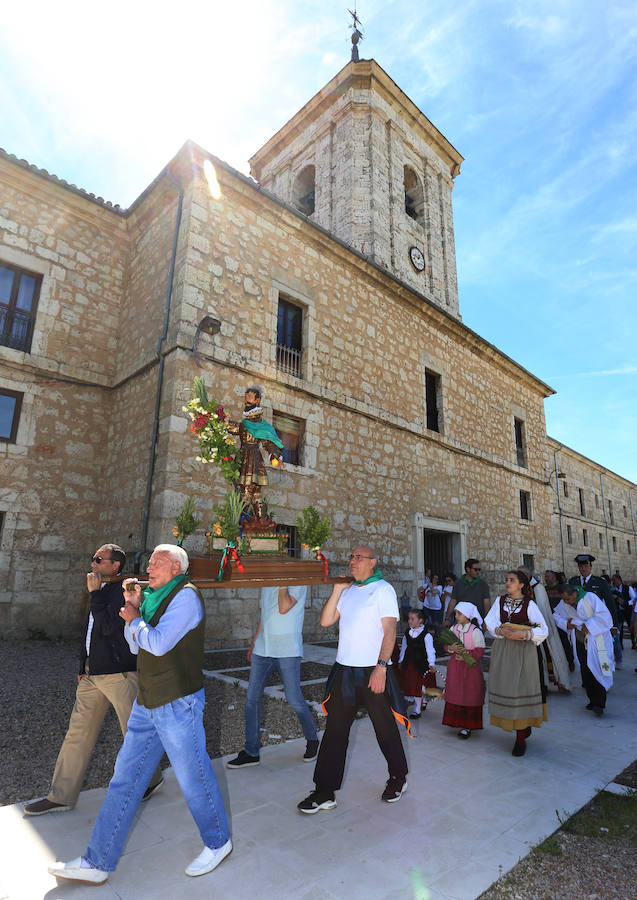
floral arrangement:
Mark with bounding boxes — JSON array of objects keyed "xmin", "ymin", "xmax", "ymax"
[
  {"xmin": 172, "ymin": 496, "xmax": 201, "ymax": 546},
  {"xmin": 184, "ymin": 377, "xmax": 241, "ymax": 483},
  {"xmin": 296, "ymin": 505, "xmax": 331, "ymax": 551},
  {"xmin": 210, "ymin": 490, "xmax": 247, "ymax": 544}
]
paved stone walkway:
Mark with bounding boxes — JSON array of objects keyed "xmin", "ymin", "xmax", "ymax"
[{"xmin": 2, "ymin": 649, "xmax": 636, "ymax": 900}]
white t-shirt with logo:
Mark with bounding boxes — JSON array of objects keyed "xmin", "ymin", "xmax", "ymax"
[{"xmin": 336, "ymin": 579, "xmax": 399, "ymax": 667}]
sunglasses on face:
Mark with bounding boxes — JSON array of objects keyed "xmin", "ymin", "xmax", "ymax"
[{"xmin": 91, "ymin": 555, "xmax": 112, "ymax": 564}]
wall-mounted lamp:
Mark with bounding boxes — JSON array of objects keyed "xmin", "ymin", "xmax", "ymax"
[{"xmin": 192, "ymin": 314, "xmax": 222, "ymax": 367}]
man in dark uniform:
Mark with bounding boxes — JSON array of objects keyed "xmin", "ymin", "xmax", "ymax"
[{"xmin": 569, "ymin": 554, "xmax": 621, "ymax": 668}]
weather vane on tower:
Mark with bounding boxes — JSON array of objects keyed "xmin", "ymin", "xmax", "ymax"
[{"xmin": 348, "ymin": 7, "xmax": 363, "ymax": 61}]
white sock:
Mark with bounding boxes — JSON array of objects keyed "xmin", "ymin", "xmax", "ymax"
[{"xmin": 412, "ymin": 697, "xmax": 422, "ymax": 714}]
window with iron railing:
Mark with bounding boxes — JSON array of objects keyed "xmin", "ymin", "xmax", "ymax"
[
  {"xmin": 0, "ymin": 263, "xmax": 42, "ymax": 353},
  {"xmin": 276, "ymin": 296, "xmax": 303, "ymax": 378},
  {"xmin": 276, "ymin": 523, "xmax": 299, "ymax": 558}
]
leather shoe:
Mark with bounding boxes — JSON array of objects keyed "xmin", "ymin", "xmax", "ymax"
[
  {"xmin": 24, "ymin": 798, "xmax": 71, "ymax": 816},
  {"xmin": 185, "ymin": 839, "xmax": 232, "ymax": 877},
  {"xmin": 511, "ymin": 741, "xmax": 526, "ymax": 757},
  {"xmin": 48, "ymin": 857, "xmax": 108, "ymax": 884}
]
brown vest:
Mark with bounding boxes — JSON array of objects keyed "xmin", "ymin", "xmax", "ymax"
[
  {"xmin": 499, "ymin": 595, "xmax": 531, "ymax": 625},
  {"xmin": 136, "ymin": 580, "xmax": 205, "ymax": 709}
]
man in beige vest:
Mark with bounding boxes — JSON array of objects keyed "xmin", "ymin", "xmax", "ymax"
[{"xmin": 48, "ymin": 544, "xmax": 231, "ymax": 885}]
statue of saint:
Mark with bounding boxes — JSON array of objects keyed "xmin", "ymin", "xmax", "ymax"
[{"xmin": 227, "ymin": 385, "xmax": 284, "ymax": 519}]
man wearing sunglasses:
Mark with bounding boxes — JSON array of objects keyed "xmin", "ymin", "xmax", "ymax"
[
  {"xmin": 25, "ymin": 544, "xmax": 162, "ymax": 817},
  {"xmin": 443, "ymin": 558, "xmax": 491, "ymax": 627},
  {"xmin": 297, "ymin": 545, "xmax": 408, "ymax": 813}
]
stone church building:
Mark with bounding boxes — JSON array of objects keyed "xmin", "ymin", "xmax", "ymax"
[{"xmin": 1, "ymin": 59, "xmax": 635, "ymax": 642}]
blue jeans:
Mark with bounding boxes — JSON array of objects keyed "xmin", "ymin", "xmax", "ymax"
[
  {"xmin": 613, "ymin": 631, "xmax": 623, "ymax": 665},
  {"xmin": 84, "ymin": 689, "xmax": 229, "ymax": 872},
  {"xmin": 245, "ymin": 654, "xmax": 317, "ymax": 757}
]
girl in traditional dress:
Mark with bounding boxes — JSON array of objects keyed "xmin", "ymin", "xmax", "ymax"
[
  {"xmin": 441, "ymin": 601, "xmax": 486, "ymax": 739},
  {"xmin": 484, "ymin": 570, "xmax": 549, "ymax": 757},
  {"xmin": 396, "ymin": 609, "xmax": 436, "ymax": 718}
]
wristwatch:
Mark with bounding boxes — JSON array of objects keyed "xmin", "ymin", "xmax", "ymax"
[{"xmin": 377, "ymin": 658, "xmax": 388, "ymax": 667}]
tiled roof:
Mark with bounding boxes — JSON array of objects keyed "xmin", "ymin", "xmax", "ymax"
[{"xmin": 0, "ymin": 147, "xmax": 125, "ymax": 215}]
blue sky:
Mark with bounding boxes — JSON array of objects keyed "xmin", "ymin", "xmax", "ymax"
[{"xmin": 2, "ymin": 0, "xmax": 635, "ymax": 480}]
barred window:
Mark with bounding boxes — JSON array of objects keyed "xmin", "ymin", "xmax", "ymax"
[{"xmin": 0, "ymin": 262, "xmax": 42, "ymax": 353}]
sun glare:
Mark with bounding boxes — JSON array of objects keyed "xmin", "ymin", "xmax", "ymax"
[{"xmin": 203, "ymin": 159, "xmax": 222, "ymax": 200}]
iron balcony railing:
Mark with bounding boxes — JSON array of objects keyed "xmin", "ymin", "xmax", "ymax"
[
  {"xmin": 276, "ymin": 343, "xmax": 302, "ymax": 378},
  {"xmin": 0, "ymin": 308, "xmax": 33, "ymax": 352}
]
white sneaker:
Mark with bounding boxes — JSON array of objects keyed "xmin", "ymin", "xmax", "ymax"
[
  {"xmin": 185, "ymin": 839, "xmax": 232, "ymax": 877},
  {"xmin": 48, "ymin": 857, "xmax": 108, "ymax": 884}
]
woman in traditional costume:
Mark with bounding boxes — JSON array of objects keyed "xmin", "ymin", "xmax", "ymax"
[
  {"xmin": 441, "ymin": 601, "xmax": 486, "ymax": 739},
  {"xmin": 484, "ymin": 570, "xmax": 548, "ymax": 756}
]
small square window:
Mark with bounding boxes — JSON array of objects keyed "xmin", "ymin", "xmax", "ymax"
[
  {"xmin": 522, "ymin": 553, "xmax": 534, "ymax": 571},
  {"xmin": 272, "ymin": 411, "xmax": 303, "ymax": 466},
  {"xmin": 0, "ymin": 389, "xmax": 23, "ymax": 442},
  {"xmin": 520, "ymin": 490, "xmax": 531, "ymax": 520},
  {"xmin": 276, "ymin": 523, "xmax": 299, "ymax": 558}
]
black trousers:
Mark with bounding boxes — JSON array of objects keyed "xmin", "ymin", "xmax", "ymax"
[
  {"xmin": 576, "ymin": 639, "xmax": 606, "ymax": 709},
  {"xmin": 314, "ymin": 668, "xmax": 408, "ymax": 793}
]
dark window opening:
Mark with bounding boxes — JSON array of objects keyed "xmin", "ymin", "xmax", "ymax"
[
  {"xmin": 276, "ymin": 296, "xmax": 303, "ymax": 378},
  {"xmin": 583, "ymin": 528, "xmax": 589, "ymax": 547},
  {"xmin": 612, "ymin": 536, "xmax": 617, "ymax": 552},
  {"xmin": 0, "ymin": 262, "xmax": 42, "ymax": 353},
  {"xmin": 425, "ymin": 370, "xmax": 440, "ymax": 433},
  {"xmin": 272, "ymin": 411, "xmax": 303, "ymax": 466},
  {"xmin": 608, "ymin": 500, "xmax": 614, "ymax": 525},
  {"xmin": 514, "ymin": 418, "xmax": 526, "ymax": 467},
  {"xmin": 599, "ymin": 533, "xmax": 604, "ymax": 549},
  {"xmin": 276, "ymin": 524, "xmax": 299, "ymax": 558},
  {"xmin": 579, "ymin": 488, "xmax": 586, "ymax": 516},
  {"xmin": 595, "ymin": 494, "xmax": 600, "ymax": 508},
  {"xmin": 293, "ymin": 166, "xmax": 315, "ymax": 217},
  {"xmin": 628, "ymin": 540, "xmax": 632, "ymax": 555},
  {"xmin": 0, "ymin": 389, "xmax": 23, "ymax": 442},
  {"xmin": 563, "ymin": 481, "xmax": 569, "ymax": 498},
  {"xmin": 404, "ymin": 166, "xmax": 425, "ymax": 226},
  {"xmin": 520, "ymin": 490, "xmax": 531, "ymax": 520},
  {"xmin": 522, "ymin": 553, "xmax": 535, "ymax": 572},
  {"xmin": 567, "ymin": 525, "xmax": 573, "ymax": 544}
]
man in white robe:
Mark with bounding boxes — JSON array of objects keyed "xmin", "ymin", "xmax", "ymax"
[{"xmin": 553, "ymin": 583, "xmax": 614, "ymax": 716}]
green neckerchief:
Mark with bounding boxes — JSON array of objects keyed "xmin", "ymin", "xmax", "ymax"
[
  {"xmin": 140, "ymin": 574, "xmax": 188, "ymax": 623},
  {"xmin": 353, "ymin": 567, "xmax": 384, "ymax": 587},
  {"xmin": 573, "ymin": 586, "xmax": 586, "ymax": 603},
  {"xmin": 242, "ymin": 418, "xmax": 283, "ymax": 448},
  {"xmin": 461, "ymin": 574, "xmax": 478, "ymax": 586}
]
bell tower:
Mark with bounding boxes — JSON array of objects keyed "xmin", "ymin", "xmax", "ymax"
[{"xmin": 249, "ymin": 58, "xmax": 464, "ymax": 318}]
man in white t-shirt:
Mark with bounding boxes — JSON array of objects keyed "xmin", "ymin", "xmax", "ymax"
[{"xmin": 297, "ymin": 545, "xmax": 408, "ymax": 814}]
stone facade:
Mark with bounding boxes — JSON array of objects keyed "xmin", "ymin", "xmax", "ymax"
[
  {"xmin": 547, "ymin": 437, "xmax": 637, "ymax": 579},
  {"xmin": 1, "ymin": 60, "xmax": 635, "ymax": 644}
]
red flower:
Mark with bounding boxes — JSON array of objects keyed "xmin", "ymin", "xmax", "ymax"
[
  {"xmin": 216, "ymin": 405, "xmax": 227, "ymax": 421},
  {"xmin": 191, "ymin": 412, "xmax": 210, "ymax": 433}
]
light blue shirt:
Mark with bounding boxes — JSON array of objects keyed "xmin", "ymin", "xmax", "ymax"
[
  {"xmin": 253, "ymin": 585, "xmax": 307, "ymax": 658},
  {"xmin": 124, "ymin": 586, "xmax": 203, "ymax": 657}
]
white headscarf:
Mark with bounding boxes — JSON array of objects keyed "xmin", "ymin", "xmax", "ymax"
[{"xmin": 454, "ymin": 601, "xmax": 483, "ymax": 626}]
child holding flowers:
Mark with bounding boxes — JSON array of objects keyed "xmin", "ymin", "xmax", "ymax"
[{"xmin": 441, "ymin": 601, "xmax": 486, "ymax": 739}]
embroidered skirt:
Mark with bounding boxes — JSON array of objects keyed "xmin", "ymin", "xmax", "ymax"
[
  {"xmin": 442, "ymin": 701, "xmax": 483, "ymax": 730},
  {"xmin": 488, "ymin": 638, "xmax": 548, "ymax": 732}
]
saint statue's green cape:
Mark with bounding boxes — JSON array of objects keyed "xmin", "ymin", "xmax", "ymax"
[{"xmin": 242, "ymin": 418, "xmax": 283, "ymax": 448}]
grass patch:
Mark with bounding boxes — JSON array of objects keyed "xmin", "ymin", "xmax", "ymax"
[{"xmin": 560, "ymin": 789, "xmax": 637, "ymax": 845}]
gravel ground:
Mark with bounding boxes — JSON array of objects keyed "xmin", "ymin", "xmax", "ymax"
[
  {"xmin": 0, "ymin": 639, "xmax": 325, "ymax": 807},
  {"xmin": 478, "ymin": 763, "xmax": 637, "ymax": 900}
]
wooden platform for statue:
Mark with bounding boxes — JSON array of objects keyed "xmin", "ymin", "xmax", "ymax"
[{"xmin": 188, "ymin": 554, "xmax": 347, "ymax": 589}]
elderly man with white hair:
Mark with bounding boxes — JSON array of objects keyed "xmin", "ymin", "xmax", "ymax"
[{"xmin": 48, "ymin": 544, "xmax": 231, "ymax": 886}]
